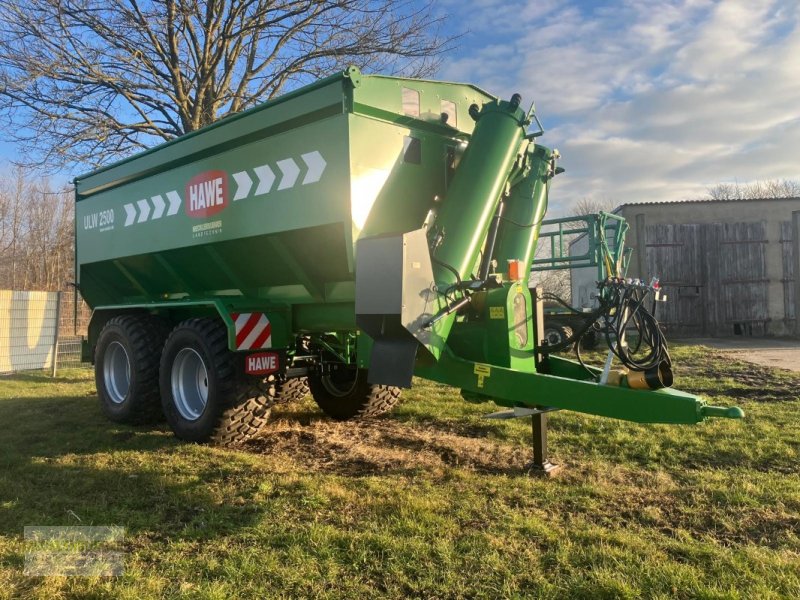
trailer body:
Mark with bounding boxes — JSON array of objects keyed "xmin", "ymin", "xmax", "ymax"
[{"xmin": 75, "ymin": 68, "xmax": 742, "ymax": 447}]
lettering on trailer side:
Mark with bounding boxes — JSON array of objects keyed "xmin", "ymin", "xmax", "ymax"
[
  {"xmin": 245, "ymin": 352, "xmax": 280, "ymax": 375},
  {"xmin": 185, "ymin": 170, "xmax": 229, "ymax": 218}
]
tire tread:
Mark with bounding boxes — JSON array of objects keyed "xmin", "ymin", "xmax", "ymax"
[
  {"xmin": 161, "ymin": 318, "xmax": 274, "ymax": 446},
  {"xmin": 308, "ymin": 370, "xmax": 401, "ymax": 421},
  {"xmin": 96, "ymin": 314, "xmax": 168, "ymax": 424}
]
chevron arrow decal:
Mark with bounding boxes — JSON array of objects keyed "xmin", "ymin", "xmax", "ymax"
[
  {"xmin": 119, "ymin": 149, "xmax": 327, "ymax": 227},
  {"xmin": 136, "ymin": 199, "xmax": 151, "ymax": 223},
  {"xmin": 276, "ymin": 158, "xmax": 300, "ymax": 190},
  {"xmin": 122, "ymin": 190, "xmax": 182, "ymax": 227},
  {"xmin": 124, "ymin": 204, "xmax": 136, "ymax": 227},
  {"xmin": 166, "ymin": 191, "xmax": 181, "ymax": 216},
  {"xmin": 254, "ymin": 164, "xmax": 275, "ymax": 195},
  {"xmin": 232, "ymin": 171, "xmax": 252, "ymax": 201},
  {"xmin": 229, "ymin": 150, "xmax": 327, "ymax": 201},
  {"xmin": 151, "ymin": 195, "xmax": 165, "ymax": 220},
  {"xmin": 301, "ymin": 151, "xmax": 326, "ymax": 185}
]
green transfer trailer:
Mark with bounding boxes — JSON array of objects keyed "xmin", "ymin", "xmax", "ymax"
[{"xmin": 75, "ymin": 67, "xmax": 742, "ymax": 452}]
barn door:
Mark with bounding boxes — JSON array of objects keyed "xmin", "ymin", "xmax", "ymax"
[
  {"xmin": 644, "ymin": 224, "xmax": 704, "ymax": 335},
  {"xmin": 705, "ymin": 222, "xmax": 768, "ymax": 335},
  {"xmin": 781, "ymin": 221, "xmax": 795, "ymax": 323}
]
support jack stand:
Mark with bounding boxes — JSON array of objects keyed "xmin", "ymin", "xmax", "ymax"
[
  {"xmin": 527, "ymin": 410, "xmax": 561, "ymax": 477},
  {"xmin": 528, "ymin": 287, "xmax": 561, "ymax": 476},
  {"xmin": 484, "ymin": 406, "xmax": 562, "ymax": 476}
]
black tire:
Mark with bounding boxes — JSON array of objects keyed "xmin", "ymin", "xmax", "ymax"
[
  {"xmin": 580, "ymin": 330, "xmax": 599, "ymax": 350},
  {"xmin": 270, "ymin": 377, "xmax": 309, "ymax": 404},
  {"xmin": 308, "ymin": 367, "xmax": 401, "ymax": 421},
  {"xmin": 94, "ymin": 314, "xmax": 168, "ymax": 424},
  {"xmin": 159, "ymin": 318, "xmax": 272, "ymax": 445},
  {"xmin": 543, "ymin": 320, "xmax": 574, "ymax": 353}
]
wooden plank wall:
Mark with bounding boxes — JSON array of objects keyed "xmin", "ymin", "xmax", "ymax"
[
  {"xmin": 781, "ymin": 221, "xmax": 795, "ymax": 321},
  {"xmin": 717, "ymin": 222, "xmax": 768, "ymax": 334},
  {"xmin": 645, "ymin": 222, "xmax": 769, "ymax": 335},
  {"xmin": 645, "ymin": 224, "xmax": 703, "ymax": 335}
]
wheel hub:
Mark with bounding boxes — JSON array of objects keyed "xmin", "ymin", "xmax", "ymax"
[
  {"xmin": 171, "ymin": 348, "xmax": 209, "ymax": 421},
  {"xmin": 103, "ymin": 341, "xmax": 131, "ymax": 404},
  {"xmin": 544, "ymin": 329, "xmax": 562, "ymax": 345},
  {"xmin": 320, "ymin": 364, "xmax": 359, "ymax": 398}
]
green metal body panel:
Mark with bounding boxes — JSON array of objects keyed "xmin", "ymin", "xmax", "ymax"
[
  {"xmin": 86, "ymin": 299, "xmax": 291, "ymax": 354},
  {"xmin": 75, "ymin": 67, "xmax": 491, "ymax": 325},
  {"xmin": 74, "ymin": 67, "xmax": 742, "ymax": 426},
  {"xmin": 416, "ymin": 347, "xmax": 710, "ymax": 424},
  {"xmin": 447, "ymin": 284, "xmax": 535, "ymax": 373}
]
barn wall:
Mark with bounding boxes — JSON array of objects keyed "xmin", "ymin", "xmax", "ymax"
[{"xmin": 618, "ymin": 199, "xmax": 800, "ymax": 337}]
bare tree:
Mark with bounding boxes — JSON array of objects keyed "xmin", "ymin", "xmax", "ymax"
[
  {"xmin": 0, "ymin": 0, "xmax": 454, "ymax": 167},
  {"xmin": 570, "ymin": 196, "xmax": 618, "ymax": 216},
  {"xmin": 706, "ymin": 179, "xmax": 800, "ymax": 200},
  {"xmin": 529, "ymin": 196, "xmax": 620, "ymax": 299},
  {"xmin": 0, "ymin": 169, "xmax": 31, "ymax": 289},
  {"xmin": 0, "ymin": 169, "xmax": 74, "ymax": 291}
]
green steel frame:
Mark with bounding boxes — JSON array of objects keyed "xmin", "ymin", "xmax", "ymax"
[
  {"xmin": 74, "ymin": 67, "xmax": 743, "ymax": 427},
  {"xmin": 533, "ymin": 212, "xmax": 633, "ymax": 280}
]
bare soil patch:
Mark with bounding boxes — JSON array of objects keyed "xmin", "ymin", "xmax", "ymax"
[{"xmin": 242, "ymin": 413, "xmax": 532, "ymax": 477}]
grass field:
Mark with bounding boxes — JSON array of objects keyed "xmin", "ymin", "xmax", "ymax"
[{"xmin": 0, "ymin": 345, "xmax": 798, "ymax": 599}]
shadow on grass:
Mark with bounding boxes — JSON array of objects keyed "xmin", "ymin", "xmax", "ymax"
[
  {"xmin": 0, "ymin": 371, "xmax": 92, "ymax": 385},
  {"xmin": 0, "ymin": 391, "xmax": 268, "ymax": 545},
  {"xmin": 0, "ymin": 459, "xmax": 267, "ymax": 539}
]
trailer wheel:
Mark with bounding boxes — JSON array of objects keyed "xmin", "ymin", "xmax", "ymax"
[
  {"xmin": 543, "ymin": 321, "xmax": 574, "ymax": 352},
  {"xmin": 308, "ymin": 368, "xmax": 401, "ymax": 421},
  {"xmin": 159, "ymin": 318, "xmax": 271, "ymax": 445},
  {"xmin": 580, "ymin": 330, "xmax": 599, "ymax": 350},
  {"xmin": 270, "ymin": 377, "xmax": 309, "ymax": 404},
  {"xmin": 95, "ymin": 315, "xmax": 168, "ymax": 424}
]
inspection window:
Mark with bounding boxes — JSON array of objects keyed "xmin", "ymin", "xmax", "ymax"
[
  {"xmin": 441, "ymin": 100, "xmax": 457, "ymax": 126},
  {"xmin": 402, "ymin": 87, "xmax": 420, "ymax": 117}
]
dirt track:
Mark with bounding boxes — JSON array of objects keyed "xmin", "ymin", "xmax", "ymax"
[{"xmin": 681, "ymin": 338, "xmax": 800, "ymax": 372}]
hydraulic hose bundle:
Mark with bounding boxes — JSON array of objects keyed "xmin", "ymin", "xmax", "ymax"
[
  {"xmin": 541, "ymin": 278, "xmax": 672, "ymax": 387},
  {"xmin": 597, "ymin": 278, "xmax": 670, "ymax": 371}
]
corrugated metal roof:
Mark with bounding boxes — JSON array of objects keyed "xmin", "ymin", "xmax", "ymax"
[
  {"xmin": 616, "ymin": 196, "xmax": 800, "ymax": 209},
  {"xmin": 562, "ymin": 197, "xmax": 800, "ymax": 249}
]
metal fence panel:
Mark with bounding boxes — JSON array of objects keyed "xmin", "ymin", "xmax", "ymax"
[
  {"xmin": 0, "ymin": 290, "xmax": 59, "ymax": 374},
  {"xmin": 56, "ymin": 291, "xmax": 91, "ymax": 369}
]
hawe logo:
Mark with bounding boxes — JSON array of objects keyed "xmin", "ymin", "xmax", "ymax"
[
  {"xmin": 245, "ymin": 352, "xmax": 280, "ymax": 376},
  {"xmin": 185, "ymin": 170, "xmax": 228, "ymax": 218}
]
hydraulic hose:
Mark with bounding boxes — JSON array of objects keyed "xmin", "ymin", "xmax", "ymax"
[{"xmin": 540, "ymin": 279, "xmax": 670, "ymax": 373}]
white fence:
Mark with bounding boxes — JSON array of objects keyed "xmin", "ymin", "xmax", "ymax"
[{"xmin": 0, "ymin": 290, "xmax": 62, "ymax": 375}]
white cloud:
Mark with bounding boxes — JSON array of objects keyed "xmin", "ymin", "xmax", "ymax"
[{"xmin": 441, "ymin": 0, "xmax": 800, "ymax": 212}]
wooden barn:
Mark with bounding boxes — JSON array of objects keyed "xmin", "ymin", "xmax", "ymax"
[{"xmin": 616, "ymin": 198, "xmax": 800, "ymax": 337}]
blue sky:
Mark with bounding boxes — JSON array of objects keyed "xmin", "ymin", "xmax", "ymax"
[
  {"xmin": 438, "ymin": 0, "xmax": 800, "ymax": 211},
  {"xmin": 1, "ymin": 0, "xmax": 798, "ymax": 212}
]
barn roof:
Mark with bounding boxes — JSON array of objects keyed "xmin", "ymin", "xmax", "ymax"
[
  {"xmin": 616, "ymin": 196, "xmax": 800, "ymax": 209},
  {"xmin": 564, "ymin": 196, "xmax": 800, "ymax": 249}
]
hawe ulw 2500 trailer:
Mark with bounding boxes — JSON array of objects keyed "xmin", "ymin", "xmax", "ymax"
[{"xmin": 75, "ymin": 67, "xmax": 742, "ymax": 454}]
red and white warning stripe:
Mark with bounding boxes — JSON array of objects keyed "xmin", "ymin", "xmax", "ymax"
[{"xmin": 231, "ymin": 313, "xmax": 272, "ymax": 350}]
